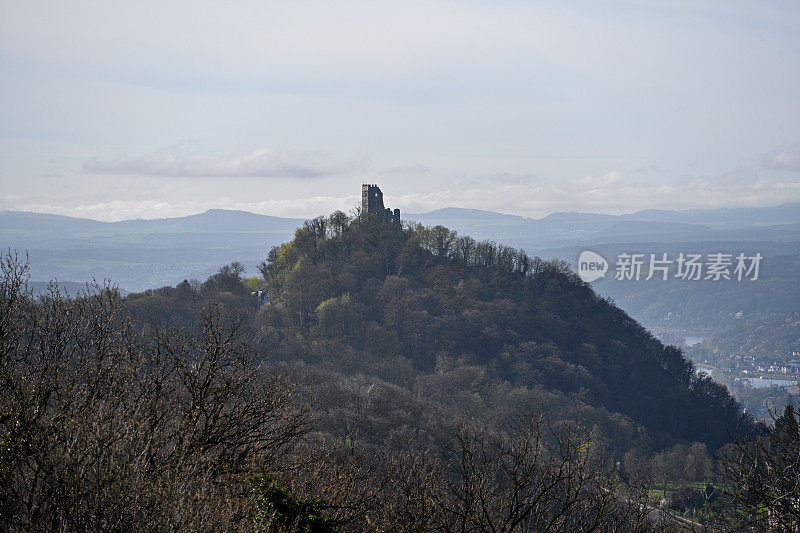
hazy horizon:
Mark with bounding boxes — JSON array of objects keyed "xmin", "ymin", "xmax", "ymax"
[{"xmin": 4, "ymin": 198, "xmax": 800, "ymax": 224}]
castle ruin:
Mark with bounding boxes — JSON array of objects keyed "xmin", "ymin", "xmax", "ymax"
[{"xmin": 361, "ymin": 184, "xmax": 400, "ymax": 225}]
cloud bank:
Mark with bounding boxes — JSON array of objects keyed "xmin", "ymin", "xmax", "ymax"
[
  {"xmin": 11, "ymin": 164, "xmax": 799, "ymax": 223},
  {"xmin": 82, "ymin": 144, "xmax": 367, "ymax": 178}
]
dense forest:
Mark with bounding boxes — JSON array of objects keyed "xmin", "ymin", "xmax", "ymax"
[
  {"xmin": 125, "ymin": 211, "xmax": 747, "ymax": 451},
  {"xmin": 4, "ymin": 212, "xmax": 795, "ymax": 531}
]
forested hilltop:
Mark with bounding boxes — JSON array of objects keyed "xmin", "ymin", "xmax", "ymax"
[
  {"xmin": 4, "ymin": 212, "xmax": 771, "ymax": 531},
  {"xmin": 131, "ymin": 211, "xmax": 744, "ymax": 452}
]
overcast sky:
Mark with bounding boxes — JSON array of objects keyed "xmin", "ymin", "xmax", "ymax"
[{"xmin": 1, "ymin": 1, "xmax": 800, "ymax": 221}]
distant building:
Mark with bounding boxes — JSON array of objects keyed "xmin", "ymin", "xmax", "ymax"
[
  {"xmin": 251, "ymin": 290, "xmax": 269, "ymax": 306},
  {"xmin": 361, "ymin": 184, "xmax": 400, "ymax": 225}
]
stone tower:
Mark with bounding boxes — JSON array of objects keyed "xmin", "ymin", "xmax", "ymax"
[
  {"xmin": 361, "ymin": 184, "xmax": 400, "ymax": 225},
  {"xmin": 362, "ymin": 184, "xmax": 384, "ymax": 215}
]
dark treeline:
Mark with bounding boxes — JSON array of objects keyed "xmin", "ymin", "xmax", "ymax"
[{"xmin": 3, "ymin": 211, "xmax": 790, "ymax": 531}]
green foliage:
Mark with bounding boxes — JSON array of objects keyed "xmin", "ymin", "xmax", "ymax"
[
  {"xmin": 244, "ymin": 275, "xmax": 263, "ymax": 292},
  {"xmin": 251, "ymin": 474, "xmax": 334, "ymax": 532}
]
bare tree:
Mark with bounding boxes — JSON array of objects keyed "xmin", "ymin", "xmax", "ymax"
[
  {"xmin": 715, "ymin": 405, "xmax": 800, "ymax": 532},
  {"xmin": 0, "ymin": 251, "xmax": 310, "ymax": 532},
  {"xmin": 373, "ymin": 414, "xmax": 665, "ymax": 532}
]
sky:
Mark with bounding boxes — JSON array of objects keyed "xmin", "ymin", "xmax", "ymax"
[{"xmin": 1, "ymin": 0, "xmax": 800, "ymax": 221}]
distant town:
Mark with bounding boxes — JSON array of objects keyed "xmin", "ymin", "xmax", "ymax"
[{"xmin": 680, "ymin": 333, "xmax": 800, "ymax": 421}]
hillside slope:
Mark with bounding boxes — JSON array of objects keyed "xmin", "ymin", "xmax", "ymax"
[{"xmin": 247, "ymin": 213, "xmax": 745, "ymax": 451}]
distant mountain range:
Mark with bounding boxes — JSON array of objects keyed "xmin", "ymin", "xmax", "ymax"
[
  {"xmin": 0, "ymin": 209, "xmax": 304, "ymax": 291},
  {"xmin": 407, "ymin": 203, "xmax": 800, "ymax": 250},
  {"xmin": 2, "ymin": 202, "xmax": 799, "ymax": 297}
]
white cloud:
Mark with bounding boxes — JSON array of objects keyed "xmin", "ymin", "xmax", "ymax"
[
  {"xmin": 573, "ymin": 170, "xmax": 623, "ymax": 189},
  {"xmin": 384, "ymin": 164, "xmax": 430, "ymax": 175},
  {"xmin": 82, "ymin": 143, "xmax": 367, "ymax": 178},
  {"xmin": 762, "ymin": 145, "xmax": 800, "ymax": 172}
]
